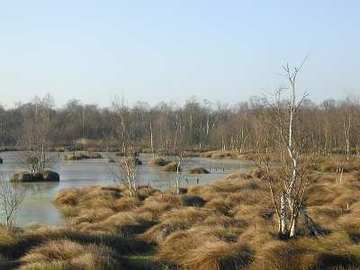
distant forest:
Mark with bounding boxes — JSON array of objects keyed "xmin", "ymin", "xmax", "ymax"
[{"xmin": 0, "ymin": 94, "xmax": 360, "ymax": 154}]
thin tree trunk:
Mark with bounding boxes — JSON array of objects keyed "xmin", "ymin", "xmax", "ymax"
[
  {"xmin": 149, "ymin": 121, "xmax": 155, "ymax": 159},
  {"xmin": 280, "ymin": 193, "xmax": 287, "ymax": 236},
  {"xmin": 289, "ymin": 218, "xmax": 296, "ymax": 238}
]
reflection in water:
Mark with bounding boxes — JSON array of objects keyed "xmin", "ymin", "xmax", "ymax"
[
  {"xmin": 0, "ymin": 152, "xmax": 253, "ymax": 226},
  {"xmin": 20, "ymin": 182, "xmax": 60, "ymax": 193}
]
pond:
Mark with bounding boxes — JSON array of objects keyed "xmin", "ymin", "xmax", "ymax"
[{"xmin": 0, "ymin": 152, "xmax": 254, "ymax": 226}]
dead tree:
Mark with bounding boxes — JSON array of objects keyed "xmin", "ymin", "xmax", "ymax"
[{"xmin": 0, "ymin": 179, "xmax": 26, "ymax": 229}]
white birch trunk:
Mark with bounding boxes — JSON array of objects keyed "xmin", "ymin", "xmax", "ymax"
[{"xmin": 280, "ymin": 193, "xmax": 287, "ymax": 236}]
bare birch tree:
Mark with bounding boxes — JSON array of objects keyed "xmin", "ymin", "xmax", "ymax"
[
  {"xmin": 117, "ymin": 147, "xmax": 138, "ymax": 197},
  {"xmin": 343, "ymin": 110, "xmax": 351, "ymax": 160},
  {"xmin": 112, "ymin": 98, "xmax": 139, "ymax": 197},
  {"xmin": 0, "ymin": 179, "xmax": 26, "ymax": 229},
  {"xmin": 18, "ymin": 96, "xmax": 55, "ymax": 175},
  {"xmin": 175, "ymin": 151, "xmax": 184, "ymax": 195},
  {"xmin": 149, "ymin": 120, "xmax": 155, "ymax": 159},
  {"xmin": 174, "ymin": 110, "xmax": 186, "ymax": 195},
  {"xmin": 257, "ymin": 61, "xmax": 321, "ymax": 239}
]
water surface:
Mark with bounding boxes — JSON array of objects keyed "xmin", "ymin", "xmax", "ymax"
[{"xmin": 0, "ymin": 152, "xmax": 253, "ymax": 226}]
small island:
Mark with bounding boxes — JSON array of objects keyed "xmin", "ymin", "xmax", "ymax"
[
  {"xmin": 11, "ymin": 170, "xmax": 60, "ymax": 182},
  {"xmin": 64, "ymin": 152, "xmax": 103, "ymax": 161}
]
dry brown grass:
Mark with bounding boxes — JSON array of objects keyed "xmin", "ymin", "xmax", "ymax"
[
  {"xmin": 156, "ymin": 230, "xmax": 201, "ymax": 265},
  {"xmin": 252, "ymin": 240, "xmax": 312, "ymax": 270},
  {"xmin": 137, "ymin": 193, "xmax": 181, "ymax": 217},
  {"xmin": 200, "ymin": 150, "xmax": 240, "ymax": 159},
  {"xmin": 55, "ymin": 186, "xmax": 156, "ymax": 220},
  {"xmin": 113, "ymin": 196, "xmax": 141, "ymax": 211},
  {"xmin": 205, "ymin": 197, "xmax": 232, "ymax": 215},
  {"xmin": 19, "ymin": 240, "xmax": 119, "ymax": 270},
  {"xmin": 156, "ymin": 228, "xmax": 252, "ymax": 270},
  {"xmin": 141, "ymin": 207, "xmax": 212, "ymax": 244},
  {"xmin": 55, "ymin": 186, "xmax": 121, "ymax": 208},
  {"xmin": 182, "ymin": 241, "xmax": 252, "ymax": 270},
  {"xmin": 54, "ymin": 188, "xmax": 80, "ymax": 206},
  {"xmin": 317, "ymin": 157, "xmax": 360, "ymax": 173},
  {"xmin": 162, "ymin": 161, "xmax": 181, "ymax": 172},
  {"xmin": 79, "ymin": 211, "xmax": 152, "ymax": 235},
  {"xmin": 303, "ymin": 171, "xmax": 360, "ymax": 235},
  {"xmin": 187, "ymin": 185, "xmax": 218, "ymax": 201},
  {"xmin": 200, "ymin": 150, "xmax": 259, "ymax": 161}
]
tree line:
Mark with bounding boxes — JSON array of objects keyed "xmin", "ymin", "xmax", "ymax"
[{"xmin": 0, "ymin": 94, "xmax": 359, "ymax": 155}]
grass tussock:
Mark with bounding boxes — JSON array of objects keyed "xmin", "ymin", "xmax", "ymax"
[
  {"xmin": 156, "ymin": 229, "xmax": 253, "ymax": 270},
  {"xmin": 19, "ymin": 240, "xmax": 119, "ymax": 270},
  {"xmin": 182, "ymin": 241, "xmax": 253, "ymax": 270},
  {"xmin": 148, "ymin": 158, "xmax": 171, "ymax": 167},
  {"xmin": 141, "ymin": 207, "xmax": 213, "ymax": 244},
  {"xmin": 0, "ymin": 227, "xmax": 18, "ymax": 247},
  {"xmin": 200, "ymin": 150, "xmax": 258, "ymax": 161},
  {"xmin": 200, "ymin": 150, "xmax": 240, "ymax": 159},
  {"xmin": 189, "ymin": 167, "xmax": 210, "ymax": 174},
  {"xmin": 161, "ymin": 162, "xmax": 181, "ymax": 172},
  {"xmin": 316, "ymin": 156, "xmax": 360, "ymax": 173}
]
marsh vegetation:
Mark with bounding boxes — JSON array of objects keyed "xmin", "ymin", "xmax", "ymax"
[{"xmin": 0, "ymin": 158, "xmax": 359, "ymax": 269}]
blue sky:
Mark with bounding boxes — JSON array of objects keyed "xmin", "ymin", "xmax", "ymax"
[{"xmin": 0, "ymin": 0, "xmax": 359, "ymax": 107}]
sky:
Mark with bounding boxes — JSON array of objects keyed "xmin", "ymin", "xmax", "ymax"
[{"xmin": 0, "ymin": 0, "xmax": 359, "ymax": 108}]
